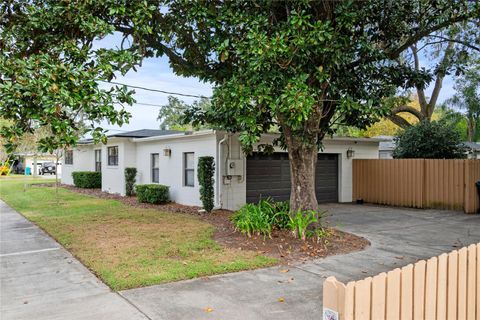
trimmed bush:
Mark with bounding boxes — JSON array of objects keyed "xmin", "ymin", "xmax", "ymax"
[
  {"xmin": 72, "ymin": 171, "xmax": 101, "ymax": 188},
  {"xmin": 125, "ymin": 167, "xmax": 137, "ymax": 196},
  {"xmin": 197, "ymin": 156, "xmax": 215, "ymax": 212},
  {"xmin": 136, "ymin": 184, "xmax": 169, "ymax": 204}
]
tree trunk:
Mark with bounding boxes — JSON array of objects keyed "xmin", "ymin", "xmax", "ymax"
[
  {"xmin": 281, "ymin": 124, "xmax": 319, "ymax": 213},
  {"xmin": 467, "ymin": 115, "xmax": 475, "ymax": 142},
  {"xmin": 287, "ymin": 144, "xmax": 319, "ymax": 213}
]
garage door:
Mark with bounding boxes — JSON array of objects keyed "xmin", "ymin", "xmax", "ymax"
[{"xmin": 246, "ymin": 153, "xmax": 338, "ymax": 203}]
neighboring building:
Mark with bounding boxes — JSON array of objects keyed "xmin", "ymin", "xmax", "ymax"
[
  {"xmin": 376, "ymin": 135, "xmax": 395, "ymax": 159},
  {"xmin": 464, "ymin": 142, "xmax": 480, "ymax": 159},
  {"xmin": 62, "ymin": 129, "xmax": 382, "ymax": 210},
  {"xmin": 13, "ymin": 152, "xmax": 62, "ymax": 175}
]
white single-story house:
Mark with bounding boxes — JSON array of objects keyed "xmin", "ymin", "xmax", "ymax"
[{"xmin": 62, "ymin": 129, "xmax": 381, "ymax": 211}]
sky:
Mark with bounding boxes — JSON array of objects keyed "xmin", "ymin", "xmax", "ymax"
[{"xmin": 95, "ymin": 34, "xmax": 456, "ymax": 134}]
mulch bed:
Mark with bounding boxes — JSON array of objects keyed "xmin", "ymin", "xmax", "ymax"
[{"xmin": 36, "ymin": 183, "xmax": 370, "ymax": 265}]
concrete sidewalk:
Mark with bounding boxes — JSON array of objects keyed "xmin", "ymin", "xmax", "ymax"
[
  {"xmin": 0, "ymin": 201, "xmax": 148, "ymax": 320},
  {"xmin": 120, "ymin": 204, "xmax": 480, "ymax": 320}
]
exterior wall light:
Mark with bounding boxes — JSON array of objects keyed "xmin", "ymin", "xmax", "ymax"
[
  {"xmin": 163, "ymin": 148, "xmax": 171, "ymax": 157},
  {"xmin": 346, "ymin": 148, "xmax": 355, "ymax": 159}
]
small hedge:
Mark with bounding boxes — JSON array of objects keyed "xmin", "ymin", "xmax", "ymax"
[
  {"xmin": 72, "ymin": 171, "xmax": 101, "ymax": 188},
  {"xmin": 125, "ymin": 167, "xmax": 137, "ymax": 196},
  {"xmin": 197, "ymin": 156, "xmax": 215, "ymax": 212},
  {"xmin": 136, "ymin": 184, "xmax": 169, "ymax": 204}
]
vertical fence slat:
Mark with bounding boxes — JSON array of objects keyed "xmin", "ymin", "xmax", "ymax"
[
  {"xmin": 437, "ymin": 253, "xmax": 448, "ymax": 320},
  {"xmin": 386, "ymin": 268, "xmax": 401, "ymax": 320},
  {"xmin": 413, "ymin": 260, "xmax": 426, "ymax": 320},
  {"xmin": 401, "ymin": 264, "xmax": 414, "ymax": 320},
  {"xmin": 344, "ymin": 281, "xmax": 355, "ymax": 320},
  {"xmin": 371, "ymin": 273, "xmax": 387, "ymax": 319},
  {"xmin": 355, "ymin": 278, "xmax": 372, "ymax": 320},
  {"xmin": 477, "ymin": 244, "xmax": 480, "ymax": 320},
  {"xmin": 447, "ymin": 250, "xmax": 459, "ymax": 320},
  {"xmin": 467, "ymin": 244, "xmax": 477, "ymax": 320},
  {"xmin": 425, "ymin": 257, "xmax": 438, "ymax": 319},
  {"xmin": 459, "ymin": 247, "xmax": 468, "ymax": 320}
]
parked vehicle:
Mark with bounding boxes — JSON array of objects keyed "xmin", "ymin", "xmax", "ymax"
[{"xmin": 40, "ymin": 162, "xmax": 56, "ymax": 175}]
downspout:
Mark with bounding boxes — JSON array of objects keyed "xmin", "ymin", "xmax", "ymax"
[{"xmin": 214, "ymin": 134, "xmax": 228, "ymax": 209}]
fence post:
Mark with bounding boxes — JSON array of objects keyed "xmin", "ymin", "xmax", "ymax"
[{"xmin": 323, "ymin": 277, "xmax": 345, "ymax": 320}]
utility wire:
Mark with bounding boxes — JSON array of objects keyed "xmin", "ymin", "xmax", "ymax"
[
  {"xmin": 114, "ymin": 101, "xmax": 188, "ymax": 110},
  {"xmin": 100, "ymin": 80, "xmax": 211, "ymax": 99}
]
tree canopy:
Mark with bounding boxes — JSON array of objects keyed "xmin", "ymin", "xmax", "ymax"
[
  {"xmin": 1, "ymin": 0, "xmax": 478, "ymax": 211},
  {"xmin": 443, "ymin": 63, "xmax": 480, "ymax": 142}
]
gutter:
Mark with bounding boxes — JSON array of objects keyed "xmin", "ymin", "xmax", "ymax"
[{"xmin": 214, "ymin": 134, "xmax": 228, "ymax": 210}]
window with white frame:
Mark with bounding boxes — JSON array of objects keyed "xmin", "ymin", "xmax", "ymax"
[
  {"xmin": 94, "ymin": 149, "xmax": 102, "ymax": 172},
  {"xmin": 184, "ymin": 152, "xmax": 194, "ymax": 187},
  {"xmin": 151, "ymin": 153, "xmax": 159, "ymax": 183},
  {"xmin": 107, "ymin": 146, "xmax": 118, "ymax": 166},
  {"xmin": 64, "ymin": 150, "xmax": 73, "ymax": 165}
]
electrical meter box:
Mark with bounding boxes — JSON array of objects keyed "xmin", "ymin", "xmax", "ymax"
[{"xmin": 226, "ymin": 159, "xmax": 244, "ymax": 176}]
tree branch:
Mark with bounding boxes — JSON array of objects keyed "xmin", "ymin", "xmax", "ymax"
[
  {"xmin": 429, "ymin": 34, "xmax": 480, "ymax": 52},
  {"xmin": 427, "ymin": 40, "xmax": 455, "ymax": 118},
  {"xmin": 391, "ymin": 105, "xmax": 425, "ymax": 121},
  {"xmin": 388, "ymin": 114, "xmax": 414, "ymax": 129}
]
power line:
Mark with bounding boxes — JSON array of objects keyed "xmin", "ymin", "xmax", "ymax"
[
  {"xmin": 114, "ymin": 101, "xmax": 188, "ymax": 110},
  {"xmin": 100, "ymin": 80, "xmax": 211, "ymax": 99}
]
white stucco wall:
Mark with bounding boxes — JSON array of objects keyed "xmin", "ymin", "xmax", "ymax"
[
  {"xmin": 101, "ymin": 139, "xmax": 136, "ymax": 196},
  {"xmin": 61, "ymin": 145, "xmax": 94, "ymax": 185},
  {"xmin": 218, "ymin": 133, "xmax": 380, "ymax": 210},
  {"xmin": 61, "ymin": 131, "xmax": 379, "ymax": 211},
  {"xmin": 134, "ymin": 133, "xmax": 217, "ymax": 206}
]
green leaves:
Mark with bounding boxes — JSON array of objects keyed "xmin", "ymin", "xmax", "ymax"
[{"xmin": 393, "ymin": 120, "xmax": 469, "ymax": 159}]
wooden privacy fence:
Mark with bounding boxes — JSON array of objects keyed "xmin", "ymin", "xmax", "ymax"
[
  {"xmin": 352, "ymin": 159, "xmax": 480, "ymax": 214},
  {"xmin": 323, "ymin": 243, "xmax": 480, "ymax": 320}
]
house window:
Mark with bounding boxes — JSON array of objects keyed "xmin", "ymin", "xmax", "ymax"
[
  {"xmin": 107, "ymin": 146, "xmax": 118, "ymax": 166},
  {"xmin": 184, "ymin": 152, "xmax": 194, "ymax": 187},
  {"xmin": 94, "ymin": 150, "xmax": 102, "ymax": 172},
  {"xmin": 64, "ymin": 150, "xmax": 73, "ymax": 165},
  {"xmin": 151, "ymin": 153, "xmax": 159, "ymax": 183}
]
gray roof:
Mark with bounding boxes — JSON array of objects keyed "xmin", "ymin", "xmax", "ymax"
[
  {"xmin": 78, "ymin": 129, "xmax": 181, "ymax": 144},
  {"xmin": 463, "ymin": 142, "xmax": 480, "ymax": 150},
  {"xmin": 109, "ymin": 129, "xmax": 181, "ymax": 138}
]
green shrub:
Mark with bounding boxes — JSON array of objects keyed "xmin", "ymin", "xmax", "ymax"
[
  {"xmin": 287, "ymin": 210, "xmax": 320, "ymax": 241},
  {"xmin": 136, "ymin": 184, "xmax": 169, "ymax": 204},
  {"xmin": 197, "ymin": 156, "xmax": 215, "ymax": 212},
  {"xmin": 231, "ymin": 203, "xmax": 273, "ymax": 238},
  {"xmin": 393, "ymin": 120, "xmax": 468, "ymax": 159},
  {"xmin": 232, "ymin": 198, "xmax": 328, "ymax": 241},
  {"xmin": 72, "ymin": 171, "xmax": 101, "ymax": 188},
  {"xmin": 231, "ymin": 198, "xmax": 290, "ymax": 238},
  {"xmin": 125, "ymin": 167, "xmax": 137, "ymax": 196}
]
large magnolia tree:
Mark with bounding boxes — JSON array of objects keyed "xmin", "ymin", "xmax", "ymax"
[{"xmin": 1, "ymin": 0, "xmax": 478, "ymax": 212}]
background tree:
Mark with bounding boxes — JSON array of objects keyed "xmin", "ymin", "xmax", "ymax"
[
  {"xmin": 393, "ymin": 120, "xmax": 468, "ymax": 159},
  {"xmin": 158, "ymin": 96, "xmax": 210, "ymax": 131},
  {"xmin": 0, "ymin": 1, "xmax": 135, "ymax": 154},
  {"xmin": 443, "ymin": 64, "xmax": 480, "ymax": 142},
  {"xmin": 1, "ymin": 1, "xmax": 478, "ymax": 213},
  {"xmin": 389, "ymin": 24, "xmax": 480, "ymax": 128}
]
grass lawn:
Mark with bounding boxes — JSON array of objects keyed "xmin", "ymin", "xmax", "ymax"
[{"xmin": 0, "ymin": 177, "xmax": 276, "ymax": 290}]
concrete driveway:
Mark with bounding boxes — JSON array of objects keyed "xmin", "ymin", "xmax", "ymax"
[
  {"xmin": 120, "ymin": 204, "xmax": 480, "ymax": 320},
  {"xmin": 1, "ymin": 201, "xmax": 479, "ymax": 320}
]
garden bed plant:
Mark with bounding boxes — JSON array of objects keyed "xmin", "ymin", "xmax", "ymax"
[{"xmin": 231, "ymin": 198, "xmax": 330, "ymax": 241}]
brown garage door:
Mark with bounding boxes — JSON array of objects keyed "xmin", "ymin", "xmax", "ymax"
[{"xmin": 246, "ymin": 153, "xmax": 338, "ymax": 203}]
